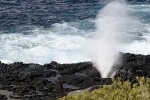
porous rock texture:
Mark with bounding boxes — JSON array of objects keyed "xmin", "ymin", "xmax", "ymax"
[{"xmin": 0, "ymin": 53, "xmax": 149, "ymax": 100}]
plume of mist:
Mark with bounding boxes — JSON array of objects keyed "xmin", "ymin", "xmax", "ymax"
[{"xmin": 86, "ymin": 0, "xmax": 133, "ymax": 78}]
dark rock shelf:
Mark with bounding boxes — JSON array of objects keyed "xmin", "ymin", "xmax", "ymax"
[{"xmin": 0, "ymin": 53, "xmax": 150, "ymax": 100}]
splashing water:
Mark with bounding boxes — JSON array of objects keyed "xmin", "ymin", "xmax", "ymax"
[
  {"xmin": 87, "ymin": 0, "xmax": 140, "ymax": 78},
  {"xmin": 0, "ymin": 0, "xmax": 148, "ymax": 67}
]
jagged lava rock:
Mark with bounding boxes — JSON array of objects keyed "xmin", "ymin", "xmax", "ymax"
[{"xmin": 0, "ymin": 53, "xmax": 149, "ymax": 99}]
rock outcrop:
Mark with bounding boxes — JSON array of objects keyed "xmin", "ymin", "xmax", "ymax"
[{"xmin": 0, "ymin": 53, "xmax": 149, "ymax": 100}]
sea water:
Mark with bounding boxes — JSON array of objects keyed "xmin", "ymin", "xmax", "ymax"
[{"xmin": 0, "ymin": 0, "xmax": 150, "ymax": 64}]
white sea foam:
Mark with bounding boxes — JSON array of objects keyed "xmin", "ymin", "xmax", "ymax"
[
  {"xmin": 0, "ymin": 21, "xmax": 92, "ymax": 64},
  {"xmin": 120, "ymin": 41, "xmax": 150, "ymax": 55},
  {"xmin": 120, "ymin": 24, "xmax": 150, "ymax": 55}
]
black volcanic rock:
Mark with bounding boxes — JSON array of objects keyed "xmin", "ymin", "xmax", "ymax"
[
  {"xmin": 0, "ymin": 53, "xmax": 149, "ymax": 100},
  {"xmin": 0, "ymin": 94, "xmax": 7, "ymax": 100}
]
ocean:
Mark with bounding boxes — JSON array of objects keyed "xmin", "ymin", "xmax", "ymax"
[{"xmin": 0, "ymin": 0, "xmax": 150, "ymax": 64}]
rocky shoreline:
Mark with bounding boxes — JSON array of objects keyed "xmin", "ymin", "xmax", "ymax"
[{"xmin": 0, "ymin": 53, "xmax": 150, "ymax": 100}]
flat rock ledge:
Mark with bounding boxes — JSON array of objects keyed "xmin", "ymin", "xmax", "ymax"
[{"xmin": 0, "ymin": 53, "xmax": 149, "ymax": 100}]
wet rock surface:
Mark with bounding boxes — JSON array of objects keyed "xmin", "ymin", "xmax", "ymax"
[{"xmin": 0, "ymin": 53, "xmax": 149, "ymax": 100}]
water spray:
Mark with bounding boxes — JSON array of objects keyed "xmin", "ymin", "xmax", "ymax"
[{"xmin": 87, "ymin": 0, "xmax": 132, "ymax": 78}]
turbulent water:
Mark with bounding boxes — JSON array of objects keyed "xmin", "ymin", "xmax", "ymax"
[{"xmin": 0, "ymin": 0, "xmax": 150, "ymax": 64}]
